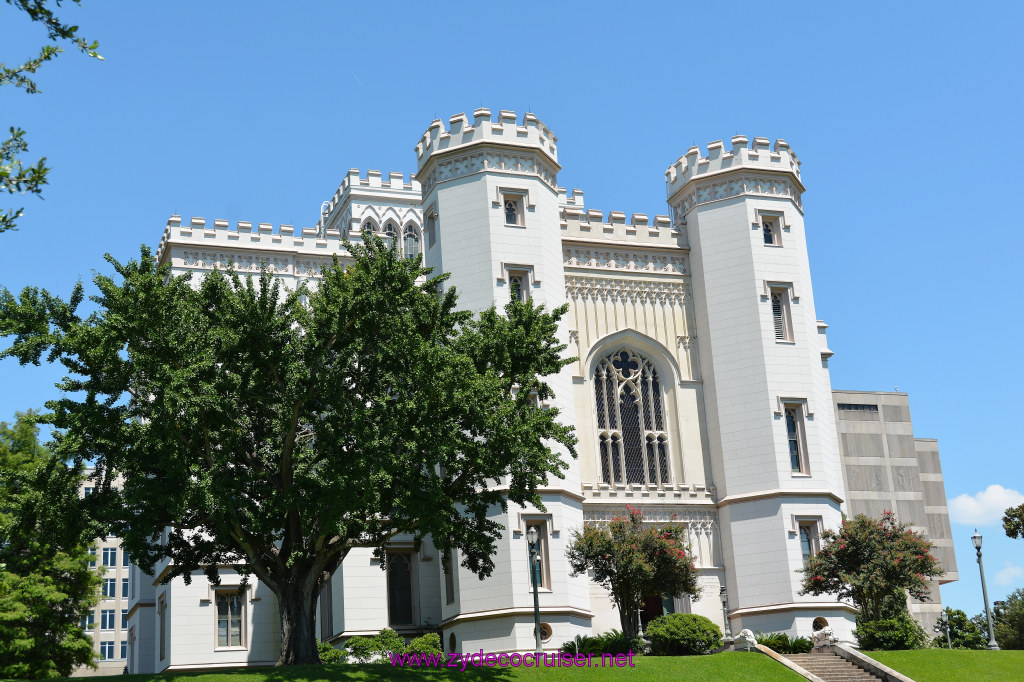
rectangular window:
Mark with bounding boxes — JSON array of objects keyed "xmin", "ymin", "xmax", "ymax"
[
  {"xmin": 444, "ymin": 549, "xmax": 455, "ymax": 605},
  {"xmin": 100, "ymin": 640, "xmax": 114, "ymax": 660},
  {"xmin": 102, "ymin": 547, "xmax": 117, "ymax": 567},
  {"xmin": 81, "ymin": 610, "xmax": 95, "ymax": 629},
  {"xmin": 121, "ymin": 609, "xmax": 128, "ymax": 630},
  {"xmin": 762, "ymin": 217, "xmax": 781, "ymax": 246},
  {"xmin": 89, "ymin": 547, "xmax": 97, "ymax": 568},
  {"xmin": 503, "ymin": 195, "xmax": 524, "ymax": 226},
  {"xmin": 215, "ymin": 592, "xmax": 244, "ymax": 648},
  {"xmin": 158, "ymin": 596, "xmax": 166, "ymax": 660},
  {"xmin": 122, "ymin": 578, "xmax": 129, "ymax": 598},
  {"xmin": 785, "ymin": 404, "xmax": 808, "ymax": 474},
  {"xmin": 122, "ymin": 550, "xmax": 129, "ymax": 567},
  {"xmin": 83, "ymin": 486, "xmax": 94, "ymax": 497},
  {"xmin": 120, "ymin": 639, "xmax": 128, "ymax": 660},
  {"xmin": 101, "ymin": 609, "xmax": 115, "ymax": 630},
  {"xmin": 525, "ymin": 521, "xmax": 551, "ymax": 590},
  {"xmin": 799, "ymin": 521, "xmax": 821, "ymax": 561},
  {"xmin": 386, "ymin": 551, "xmax": 414, "ymax": 626},
  {"xmin": 771, "ymin": 288, "xmax": 793, "ymax": 342},
  {"xmin": 102, "ymin": 578, "xmax": 117, "ymax": 599}
]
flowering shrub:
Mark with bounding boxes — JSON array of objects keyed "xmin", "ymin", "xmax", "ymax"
[
  {"xmin": 566, "ymin": 506, "xmax": 700, "ymax": 637},
  {"xmin": 800, "ymin": 511, "xmax": 943, "ymax": 622}
]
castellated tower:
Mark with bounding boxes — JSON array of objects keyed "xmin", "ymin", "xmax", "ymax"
[
  {"xmin": 415, "ymin": 110, "xmax": 592, "ymax": 653},
  {"xmin": 665, "ymin": 138, "xmax": 853, "ymax": 640}
]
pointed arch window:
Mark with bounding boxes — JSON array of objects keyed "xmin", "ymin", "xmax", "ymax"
[
  {"xmin": 594, "ymin": 349, "xmax": 670, "ymax": 486},
  {"xmin": 380, "ymin": 221, "xmax": 398, "ymax": 250},
  {"xmin": 402, "ymin": 224, "xmax": 420, "ymax": 260}
]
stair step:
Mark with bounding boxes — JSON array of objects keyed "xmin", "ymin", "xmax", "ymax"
[{"xmin": 784, "ymin": 653, "xmax": 883, "ymax": 682}]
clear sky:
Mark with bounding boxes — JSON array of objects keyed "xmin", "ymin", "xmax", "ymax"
[{"xmin": 1, "ymin": 1, "xmax": 1021, "ymax": 620}]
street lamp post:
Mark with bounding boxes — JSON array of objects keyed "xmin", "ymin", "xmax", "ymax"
[
  {"xmin": 527, "ymin": 527, "xmax": 542, "ymax": 654},
  {"xmin": 933, "ymin": 609, "xmax": 951, "ymax": 650},
  {"xmin": 971, "ymin": 530, "xmax": 1000, "ymax": 650},
  {"xmin": 720, "ymin": 586, "xmax": 732, "ymax": 639}
]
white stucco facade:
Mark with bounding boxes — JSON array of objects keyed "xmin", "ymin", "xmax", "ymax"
[{"xmin": 111, "ymin": 109, "xmax": 955, "ymax": 672}]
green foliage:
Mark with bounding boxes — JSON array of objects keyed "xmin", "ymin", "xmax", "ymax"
[
  {"xmin": 933, "ymin": 608, "xmax": 986, "ymax": 650},
  {"xmin": 801, "ymin": 511, "xmax": 944, "ymax": 622},
  {"xmin": 344, "ymin": 628, "xmax": 408, "ymax": 663},
  {"xmin": 755, "ymin": 632, "xmax": 812, "ymax": 654},
  {"xmin": 405, "ymin": 633, "xmax": 442, "ymax": 656},
  {"xmin": 560, "ymin": 629, "xmax": 646, "ymax": 656},
  {"xmin": 645, "ymin": 613, "xmax": 722, "ymax": 656},
  {"xmin": 316, "ymin": 639, "xmax": 345, "ymax": 663},
  {"xmin": 855, "ymin": 614, "xmax": 928, "ymax": 650},
  {"xmin": 0, "ymin": 416, "xmax": 102, "ymax": 678},
  {"xmin": 1, "ymin": 0, "xmax": 102, "ymax": 233},
  {"xmin": 0, "ymin": 238, "xmax": 577, "ymax": 663},
  {"xmin": 1004, "ymin": 504, "xmax": 1024, "ymax": 541},
  {"xmin": 566, "ymin": 505, "xmax": 700, "ymax": 637},
  {"xmin": 990, "ymin": 588, "xmax": 1024, "ymax": 649}
]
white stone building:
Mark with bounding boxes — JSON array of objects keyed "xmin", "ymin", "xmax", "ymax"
[{"xmin": 116, "ymin": 110, "xmax": 955, "ymax": 672}]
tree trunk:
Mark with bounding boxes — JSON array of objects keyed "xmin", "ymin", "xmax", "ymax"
[
  {"xmin": 615, "ymin": 594, "xmax": 640, "ymax": 638},
  {"xmin": 276, "ymin": 579, "xmax": 319, "ymax": 665}
]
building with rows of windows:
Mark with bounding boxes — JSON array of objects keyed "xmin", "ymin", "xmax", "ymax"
[{"xmin": 102, "ymin": 110, "xmax": 956, "ymax": 673}]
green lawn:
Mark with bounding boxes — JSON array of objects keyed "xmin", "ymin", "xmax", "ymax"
[
  {"xmin": 867, "ymin": 649, "xmax": 1024, "ymax": 682},
  {"xmin": 41, "ymin": 653, "xmax": 802, "ymax": 682}
]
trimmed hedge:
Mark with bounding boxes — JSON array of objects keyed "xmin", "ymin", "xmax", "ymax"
[
  {"xmin": 856, "ymin": 615, "xmax": 928, "ymax": 650},
  {"xmin": 646, "ymin": 613, "xmax": 722, "ymax": 655}
]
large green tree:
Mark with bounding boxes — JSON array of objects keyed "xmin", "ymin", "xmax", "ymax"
[
  {"xmin": 0, "ymin": 238, "xmax": 577, "ymax": 664},
  {"xmin": 934, "ymin": 607, "xmax": 987, "ymax": 649},
  {"xmin": 976, "ymin": 588, "xmax": 1024, "ymax": 649},
  {"xmin": 0, "ymin": 411, "xmax": 101, "ymax": 678},
  {"xmin": 800, "ymin": 511, "xmax": 944, "ymax": 622},
  {"xmin": 566, "ymin": 505, "xmax": 700, "ymax": 638},
  {"xmin": 2, "ymin": 0, "xmax": 102, "ymax": 233}
]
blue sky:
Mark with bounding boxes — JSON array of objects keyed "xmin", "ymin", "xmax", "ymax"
[{"xmin": 1, "ymin": 2, "xmax": 1021, "ymax": 619}]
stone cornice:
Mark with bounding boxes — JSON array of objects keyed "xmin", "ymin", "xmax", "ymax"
[
  {"xmin": 418, "ymin": 143, "xmax": 560, "ymax": 195},
  {"xmin": 670, "ymin": 169, "xmax": 804, "ymax": 224},
  {"xmin": 563, "ymin": 246, "xmax": 689, "ymax": 275},
  {"xmin": 716, "ymin": 488, "xmax": 844, "ymax": 508},
  {"xmin": 565, "ymin": 275, "xmax": 691, "ymax": 306}
]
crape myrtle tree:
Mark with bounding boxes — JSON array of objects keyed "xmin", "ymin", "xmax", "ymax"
[
  {"xmin": 800, "ymin": 511, "xmax": 943, "ymax": 622},
  {"xmin": 0, "ymin": 237, "xmax": 577, "ymax": 665},
  {"xmin": 0, "ymin": 411, "xmax": 101, "ymax": 678},
  {"xmin": 566, "ymin": 505, "xmax": 700, "ymax": 638}
]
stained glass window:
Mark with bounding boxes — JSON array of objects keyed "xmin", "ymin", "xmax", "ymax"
[{"xmin": 593, "ymin": 349, "xmax": 670, "ymax": 485}]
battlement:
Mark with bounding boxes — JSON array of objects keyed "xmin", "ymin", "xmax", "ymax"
[
  {"xmin": 557, "ymin": 189, "xmax": 676, "ymax": 246},
  {"xmin": 156, "ymin": 214, "xmax": 347, "ymax": 266},
  {"xmin": 319, "ymin": 169, "xmax": 421, "ymax": 233},
  {"xmin": 414, "ymin": 108, "xmax": 558, "ymax": 170},
  {"xmin": 665, "ymin": 136, "xmax": 802, "ymax": 201}
]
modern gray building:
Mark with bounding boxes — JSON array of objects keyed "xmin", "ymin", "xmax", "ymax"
[{"xmin": 832, "ymin": 390, "xmax": 957, "ymax": 632}]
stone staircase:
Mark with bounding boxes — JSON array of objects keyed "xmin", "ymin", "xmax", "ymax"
[{"xmin": 786, "ymin": 653, "xmax": 884, "ymax": 681}]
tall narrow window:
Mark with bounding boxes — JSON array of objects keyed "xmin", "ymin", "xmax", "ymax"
[
  {"xmin": 103, "ymin": 578, "xmax": 116, "ymax": 599},
  {"xmin": 380, "ymin": 221, "xmax": 398, "ymax": 250},
  {"xmin": 593, "ymin": 349, "xmax": 670, "ymax": 486},
  {"xmin": 387, "ymin": 551, "xmax": 414, "ymax": 626},
  {"xmin": 799, "ymin": 521, "xmax": 820, "ymax": 561},
  {"xmin": 122, "ymin": 550, "xmax": 129, "ymax": 567},
  {"xmin": 444, "ymin": 549, "xmax": 455, "ymax": 605},
  {"xmin": 120, "ymin": 640, "xmax": 128, "ymax": 660},
  {"xmin": 216, "ymin": 593, "xmax": 244, "ymax": 648},
  {"xmin": 100, "ymin": 641, "xmax": 114, "ymax": 660},
  {"xmin": 121, "ymin": 609, "xmax": 128, "ymax": 630},
  {"xmin": 763, "ymin": 218, "xmax": 780, "ymax": 245},
  {"xmin": 509, "ymin": 271, "xmax": 528, "ymax": 303},
  {"xmin": 89, "ymin": 547, "xmax": 97, "ymax": 567},
  {"xmin": 504, "ymin": 198, "xmax": 521, "ymax": 226},
  {"xmin": 785, "ymin": 404, "xmax": 808, "ymax": 474},
  {"xmin": 122, "ymin": 577, "xmax": 129, "ymax": 598},
  {"xmin": 402, "ymin": 224, "xmax": 420, "ymax": 260},
  {"xmin": 158, "ymin": 596, "xmax": 166, "ymax": 660},
  {"xmin": 771, "ymin": 288, "xmax": 793, "ymax": 341}
]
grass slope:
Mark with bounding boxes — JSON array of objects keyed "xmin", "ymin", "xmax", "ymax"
[
  {"xmin": 42, "ymin": 653, "xmax": 803, "ymax": 682},
  {"xmin": 867, "ymin": 649, "xmax": 1024, "ymax": 682}
]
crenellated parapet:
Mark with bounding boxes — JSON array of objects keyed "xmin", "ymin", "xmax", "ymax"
[
  {"xmin": 156, "ymin": 215, "xmax": 349, "ymax": 281},
  {"xmin": 319, "ymin": 169, "xmax": 421, "ymax": 237},
  {"xmin": 415, "ymin": 108, "xmax": 560, "ymax": 194},
  {"xmin": 665, "ymin": 136, "xmax": 805, "ymax": 222},
  {"xmin": 558, "ymin": 187, "xmax": 678, "ymax": 248}
]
